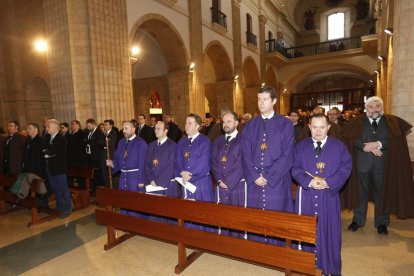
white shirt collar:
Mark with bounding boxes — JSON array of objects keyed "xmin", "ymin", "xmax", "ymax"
[
  {"xmin": 188, "ymin": 132, "xmax": 200, "ymax": 141},
  {"xmin": 128, "ymin": 135, "xmax": 136, "ymax": 141},
  {"xmin": 261, "ymin": 111, "xmax": 275, "ymax": 120},
  {"xmin": 367, "ymin": 115, "xmax": 381, "ymax": 123},
  {"xmin": 312, "ymin": 136, "xmax": 328, "ymax": 148},
  {"xmin": 225, "ymin": 130, "xmax": 238, "ymax": 141},
  {"xmin": 158, "ymin": 136, "xmax": 168, "ymax": 145}
]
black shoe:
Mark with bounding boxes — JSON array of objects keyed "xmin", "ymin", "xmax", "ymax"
[
  {"xmin": 377, "ymin": 225, "xmax": 388, "ymax": 235},
  {"xmin": 348, "ymin": 221, "xmax": 360, "ymax": 232}
]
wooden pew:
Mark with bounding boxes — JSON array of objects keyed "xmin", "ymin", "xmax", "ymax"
[
  {"xmin": 67, "ymin": 167, "xmax": 94, "ymax": 210},
  {"xmin": 96, "ymin": 188, "xmax": 321, "ymax": 276},
  {"xmin": 0, "ymin": 174, "xmax": 58, "ymax": 227}
]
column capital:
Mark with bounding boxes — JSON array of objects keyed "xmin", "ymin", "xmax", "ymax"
[
  {"xmin": 259, "ymin": 14, "xmax": 268, "ymax": 25},
  {"xmin": 232, "ymin": 0, "xmax": 241, "ymax": 8}
]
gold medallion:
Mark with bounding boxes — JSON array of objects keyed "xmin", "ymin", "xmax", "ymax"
[
  {"xmin": 123, "ymin": 151, "xmax": 128, "ymax": 158},
  {"xmin": 152, "ymin": 159, "xmax": 159, "ymax": 166},
  {"xmin": 316, "ymin": 162, "xmax": 326, "ymax": 173},
  {"xmin": 184, "ymin": 151, "xmax": 190, "ymax": 160},
  {"xmin": 260, "ymin": 143, "xmax": 267, "ymax": 152},
  {"xmin": 221, "ymin": 156, "xmax": 227, "ymax": 163}
]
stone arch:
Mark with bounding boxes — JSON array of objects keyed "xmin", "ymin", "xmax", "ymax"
[
  {"xmin": 25, "ymin": 77, "xmax": 53, "ymax": 125},
  {"xmin": 285, "ymin": 63, "xmax": 371, "ymax": 93},
  {"xmin": 129, "ymin": 14, "xmax": 189, "ymax": 73},
  {"xmin": 129, "ymin": 14, "xmax": 190, "ymax": 123},
  {"xmin": 242, "ymin": 56, "xmax": 260, "ymax": 115},
  {"xmin": 203, "ymin": 40, "xmax": 234, "ymax": 118}
]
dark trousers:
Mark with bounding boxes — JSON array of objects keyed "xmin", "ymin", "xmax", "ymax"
[
  {"xmin": 48, "ymin": 173, "xmax": 71, "ymax": 213},
  {"xmin": 353, "ymin": 168, "xmax": 390, "ymax": 227}
]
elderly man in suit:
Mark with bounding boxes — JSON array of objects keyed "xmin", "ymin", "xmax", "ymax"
[{"xmin": 43, "ymin": 119, "xmax": 71, "ymax": 218}]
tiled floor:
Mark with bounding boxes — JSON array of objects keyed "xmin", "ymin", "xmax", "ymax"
[{"xmin": 1, "ymin": 203, "xmax": 413, "ymax": 276}]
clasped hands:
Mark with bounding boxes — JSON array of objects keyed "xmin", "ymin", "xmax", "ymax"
[
  {"xmin": 180, "ymin": 171, "xmax": 192, "ymax": 184},
  {"xmin": 310, "ymin": 177, "xmax": 329, "ymax": 190},
  {"xmin": 363, "ymin": 141, "xmax": 383, "ymax": 157}
]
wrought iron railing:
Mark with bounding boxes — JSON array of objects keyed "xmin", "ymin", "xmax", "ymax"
[
  {"xmin": 246, "ymin": 31, "xmax": 257, "ymax": 46},
  {"xmin": 266, "ymin": 36, "xmax": 361, "ymax": 58},
  {"xmin": 211, "ymin": 7, "xmax": 227, "ymax": 29}
]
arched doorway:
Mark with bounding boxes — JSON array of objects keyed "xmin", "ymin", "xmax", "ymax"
[
  {"xmin": 130, "ymin": 15, "xmax": 189, "ymax": 125},
  {"xmin": 242, "ymin": 57, "xmax": 260, "ymax": 115},
  {"xmin": 203, "ymin": 41, "xmax": 233, "ymax": 119}
]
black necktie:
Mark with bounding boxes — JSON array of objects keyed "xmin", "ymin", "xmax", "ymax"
[
  {"xmin": 188, "ymin": 137, "xmax": 192, "ymax": 145},
  {"xmin": 372, "ymin": 118, "xmax": 378, "ymax": 131},
  {"xmin": 226, "ymin": 136, "xmax": 231, "ymax": 143},
  {"xmin": 125, "ymin": 139, "xmax": 129, "ymax": 150},
  {"xmin": 158, "ymin": 141, "xmax": 161, "ymax": 146},
  {"xmin": 315, "ymin": 141, "xmax": 322, "ymax": 155}
]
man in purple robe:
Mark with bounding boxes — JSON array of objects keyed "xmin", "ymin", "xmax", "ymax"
[
  {"xmin": 107, "ymin": 121, "xmax": 147, "ymax": 216},
  {"xmin": 241, "ymin": 86, "xmax": 294, "ymax": 243},
  {"xmin": 292, "ymin": 113, "xmax": 352, "ymax": 276},
  {"xmin": 145, "ymin": 121, "xmax": 178, "ymax": 198},
  {"xmin": 211, "ymin": 110, "xmax": 246, "ymax": 237},
  {"xmin": 175, "ymin": 113, "xmax": 213, "ymax": 202}
]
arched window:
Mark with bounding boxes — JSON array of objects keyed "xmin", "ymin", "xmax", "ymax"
[
  {"xmin": 212, "ymin": 0, "xmax": 219, "ymax": 10},
  {"xmin": 246, "ymin": 13, "xmax": 252, "ymax": 33},
  {"xmin": 268, "ymin": 31, "xmax": 273, "ymax": 40},
  {"xmin": 327, "ymin": 12, "xmax": 345, "ymax": 40}
]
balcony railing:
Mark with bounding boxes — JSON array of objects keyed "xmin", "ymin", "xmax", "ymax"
[
  {"xmin": 211, "ymin": 7, "xmax": 227, "ymax": 29},
  {"xmin": 246, "ymin": 31, "xmax": 257, "ymax": 46},
  {"xmin": 266, "ymin": 36, "xmax": 361, "ymax": 59}
]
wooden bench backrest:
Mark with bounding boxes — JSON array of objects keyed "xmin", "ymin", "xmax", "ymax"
[
  {"xmin": 67, "ymin": 167, "xmax": 94, "ymax": 179},
  {"xmin": 96, "ymin": 188, "xmax": 318, "ymax": 275}
]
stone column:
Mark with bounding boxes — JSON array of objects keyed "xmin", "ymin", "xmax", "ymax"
[
  {"xmin": 215, "ymin": 80, "xmax": 235, "ymax": 116},
  {"xmin": 258, "ymin": 15, "xmax": 267, "ymax": 81},
  {"xmin": 43, "ymin": 0, "xmax": 134, "ymax": 126},
  {"xmin": 188, "ymin": 0, "xmax": 205, "ymax": 117},
  {"xmin": 391, "ymin": 0, "xmax": 414, "ymax": 158},
  {"xmin": 167, "ymin": 70, "xmax": 190, "ymax": 128},
  {"xmin": 232, "ymin": 0, "xmax": 243, "ymax": 114}
]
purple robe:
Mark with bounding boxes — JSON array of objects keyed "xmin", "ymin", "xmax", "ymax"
[
  {"xmin": 292, "ymin": 137, "xmax": 352, "ymax": 276},
  {"xmin": 145, "ymin": 138, "xmax": 178, "ymax": 197},
  {"xmin": 211, "ymin": 133, "xmax": 246, "ymax": 207},
  {"xmin": 112, "ymin": 136, "xmax": 147, "ymax": 216},
  {"xmin": 211, "ymin": 133, "xmax": 246, "ymax": 237},
  {"xmin": 175, "ymin": 134, "xmax": 213, "ymax": 202},
  {"xmin": 241, "ymin": 115, "xmax": 294, "ymax": 212}
]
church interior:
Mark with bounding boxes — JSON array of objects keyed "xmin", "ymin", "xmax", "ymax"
[{"xmin": 0, "ymin": 0, "xmax": 413, "ymax": 275}]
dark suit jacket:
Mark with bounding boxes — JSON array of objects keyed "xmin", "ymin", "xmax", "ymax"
[
  {"xmin": 137, "ymin": 124, "xmax": 156, "ymax": 144},
  {"xmin": 23, "ymin": 135, "xmax": 46, "ymax": 177},
  {"xmin": 44, "ymin": 133, "xmax": 67, "ymax": 175},
  {"xmin": 86, "ymin": 128, "xmax": 106, "ymax": 162},
  {"xmin": 166, "ymin": 122, "xmax": 182, "ymax": 143},
  {"xmin": 68, "ymin": 130, "xmax": 87, "ymax": 167},
  {"xmin": 105, "ymin": 129, "xmax": 117, "ymax": 159},
  {"xmin": 2, "ymin": 133, "xmax": 27, "ymax": 175}
]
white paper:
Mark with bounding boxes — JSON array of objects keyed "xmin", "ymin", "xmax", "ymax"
[
  {"xmin": 175, "ymin": 177, "xmax": 197, "ymax": 193},
  {"xmin": 145, "ymin": 185, "xmax": 167, "ymax": 193}
]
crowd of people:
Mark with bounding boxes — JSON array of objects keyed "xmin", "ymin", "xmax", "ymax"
[{"xmin": 1, "ymin": 87, "xmax": 413, "ymax": 276}]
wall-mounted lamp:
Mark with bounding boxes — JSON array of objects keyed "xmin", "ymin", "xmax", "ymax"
[
  {"xmin": 374, "ymin": 70, "xmax": 380, "ymax": 75},
  {"xmin": 282, "ymin": 88, "xmax": 287, "ymax": 94},
  {"xmin": 377, "ymin": 55, "xmax": 385, "ymax": 62},
  {"xmin": 131, "ymin": 46, "xmax": 141, "ymax": 56},
  {"xmin": 34, "ymin": 39, "xmax": 48, "ymax": 53},
  {"xmin": 233, "ymin": 75, "xmax": 239, "ymax": 81},
  {"xmin": 189, "ymin": 62, "xmax": 195, "ymax": 72},
  {"xmin": 261, "ymin": 82, "xmax": 266, "ymax": 88},
  {"xmin": 369, "ymin": 79, "xmax": 374, "ymax": 83},
  {"xmin": 384, "ymin": 28, "xmax": 393, "ymax": 35}
]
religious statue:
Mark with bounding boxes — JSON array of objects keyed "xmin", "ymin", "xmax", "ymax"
[{"xmin": 304, "ymin": 10, "xmax": 315, "ymax": 30}]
